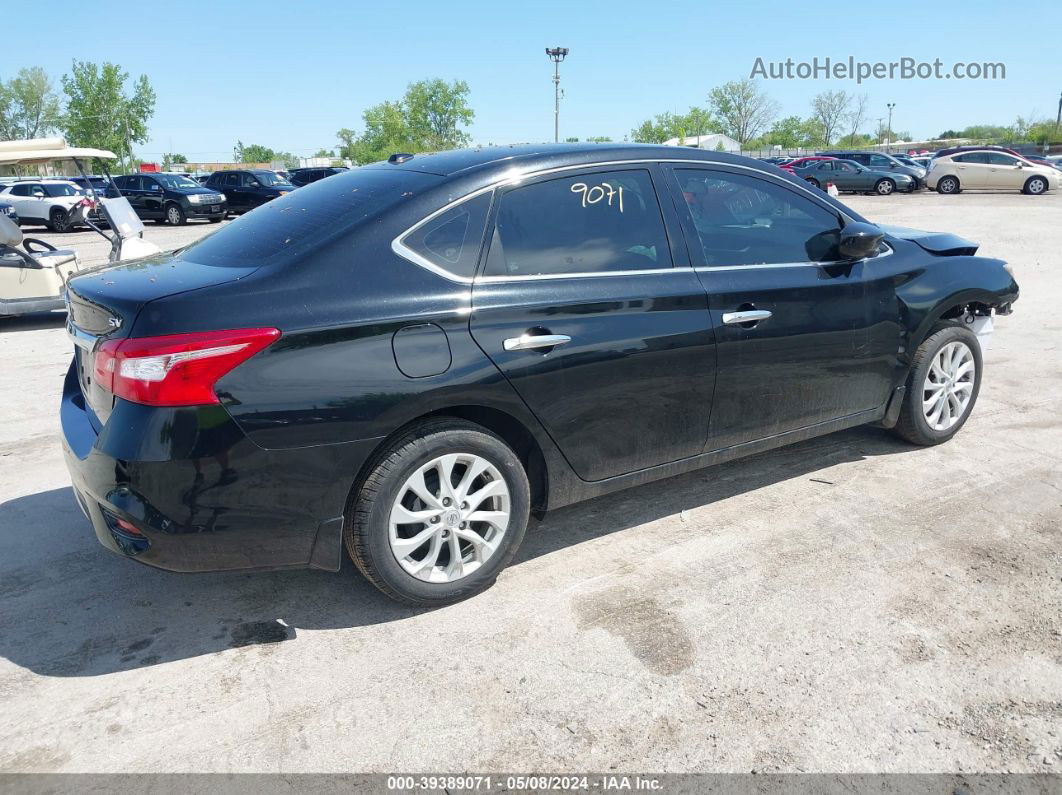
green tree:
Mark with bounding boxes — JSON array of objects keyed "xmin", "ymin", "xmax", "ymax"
[
  {"xmin": 630, "ymin": 107, "xmax": 720, "ymax": 144},
  {"xmin": 60, "ymin": 61, "xmax": 155, "ymax": 170},
  {"xmin": 585, "ymin": 136, "xmax": 612, "ymax": 143},
  {"xmin": 809, "ymin": 90, "xmax": 852, "ymax": 146},
  {"xmin": 234, "ymin": 141, "xmax": 277, "ymax": 163},
  {"xmin": 314, "ymin": 148, "xmax": 334, "ymax": 158},
  {"xmin": 338, "ymin": 78, "xmax": 475, "ymax": 165},
  {"xmin": 0, "ymin": 67, "xmax": 61, "ymax": 139},
  {"xmin": 161, "ymin": 152, "xmax": 188, "ymax": 169},
  {"xmin": 708, "ymin": 79, "xmax": 778, "ymax": 145}
]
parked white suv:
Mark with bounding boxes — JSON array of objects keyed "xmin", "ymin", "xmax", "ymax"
[{"xmin": 0, "ymin": 180, "xmax": 88, "ymax": 231}]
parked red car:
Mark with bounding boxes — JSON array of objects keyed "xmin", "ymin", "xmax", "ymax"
[{"xmin": 779, "ymin": 156, "xmax": 836, "ymax": 173}]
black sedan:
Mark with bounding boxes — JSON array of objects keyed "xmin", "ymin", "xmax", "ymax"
[
  {"xmin": 61, "ymin": 144, "xmax": 1018, "ymax": 605},
  {"xmin": 109, "ymin": 173, "xmax": 226, "ymax": 225}
]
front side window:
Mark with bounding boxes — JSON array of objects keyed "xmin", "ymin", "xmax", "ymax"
[
  {"xmin": 43, "ymin": 183, "xmax": 80, "ymax": 197},
  {"xmin": 482, "ymin": 169, "xmax": 672, "ymax": 277},
  {"xmin": 836, "ymin": 162, "xmax": 857, "ymax": 173},
  {"xmin": 157, "ymin": 174, "xmax": 199, "ymax": 189},
  {"xmin": 398, "ymin": 191, "xmax": 492, "ymax": 279},
  {"xmin": 675, "ymin": 169, "xmax": 843, "ymax": 266},
  {"xmin": 241, "ymin": 173, "xmax": 260, "ymax": 187},
  {"xmin": 987, "ymin": 153, "xmax": 1019, "ymax": 166},
  {"xmin": 869, "ymin": 155, "xmax": 894, "ymax": 168}
]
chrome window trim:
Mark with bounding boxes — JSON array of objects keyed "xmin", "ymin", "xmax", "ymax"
[
  {"xmin": 390, "ymin": 158, "xmax": 861, "ymax": 284},
  {"xmin": 692, "ymin": 241, "xmax": 893, "ymax": 272}
]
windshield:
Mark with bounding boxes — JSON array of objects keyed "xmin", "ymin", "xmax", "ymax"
[
  {"xmin": 179, "ymin": 167, "xmax": 438, "ymax": 268},
  {"xmin": 256, "ymin": 172, "xmax": 292, "ymax": 187},
  {"xmin": 43, "ymin": 183, "xmax": 81, "ymax": 197},
  {"xmin": 156, "ymin": 174, "xmax": 200, "ymax": 189}
]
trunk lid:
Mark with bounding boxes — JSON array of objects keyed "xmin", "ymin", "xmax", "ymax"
[{"xmin": 66, "ymin": 252, "xmax": 258, "ymax": 424}]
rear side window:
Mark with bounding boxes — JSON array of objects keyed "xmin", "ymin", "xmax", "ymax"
[
  {"xmin": 954, "ymin": 153, "xmax": 989, "ymax": 164},
  {"xmin": 483, "ymin": 169, "xmax": 672, "ymax": 277},
  {"xmin": 178, "ymin": 167, "xmax": 439, "ymax": 268},
  {"xmin": 397, "ymin": 191, "xmax": 492, "ymax": 279}
]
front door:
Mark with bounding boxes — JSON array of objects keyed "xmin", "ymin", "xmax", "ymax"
[
  {"xmin": 469, "ymin": 165, "xmax": 717, "ymax": 482},
  {"xmin": 985, "ymin": 153, "xmax": 1024, "ymax": 190},
  {"xmin": 666, "ymin": 165, "xmax": 897, "ymax": 451},
  {"xmin": 141, "ymin": 176, "xmax": 165, "ymax": 219},
  {"xmin": 828, "ymin": 160, "xmax": 862, "ymax": 191}
]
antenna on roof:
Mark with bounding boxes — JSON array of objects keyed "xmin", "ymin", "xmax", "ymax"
[{"xmin": 388, "ymin": 153, "xmax": 414, "ymax": 164}]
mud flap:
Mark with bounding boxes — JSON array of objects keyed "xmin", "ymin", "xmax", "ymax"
[
  {"xmin": 308, "ymin": 516, "xmax": 345, "ymax": 571},
  {"xmin": 880, "ymin": 385, "xmax": 907, "ymax": 429}
]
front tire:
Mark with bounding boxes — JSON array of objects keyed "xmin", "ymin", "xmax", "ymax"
[
  {"xmin": 874, "ymin": 178, "xmax": 896, "ymax": 196},
  {"xmin": 49, "ymin": 207, "xmax": 72, "ymax": 232},
  {"xmin": 344, "ymin": 419, "xmax": 531, "ymax": 606},
  {"xmin": 1023, "ymin": 176, "xmax": 1048, "ymax": 195},
  {"xmin": 892, "ymin": 324, "xmax": 982, "ymax": 446},
  {"xmin": 937, "ymin": 175, "xmax": 960, "ymax": 194},
  {"xmin": 805, "ymin": 177, "xmax": 821, "ymax": 189},
  {"xmin": 165, "ymin": 203, "xmax": 187, "ymax": 226}
]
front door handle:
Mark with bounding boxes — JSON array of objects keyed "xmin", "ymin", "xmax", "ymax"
[
  {"xmin": 722, "ymin": 309, "xmax": 772, "ymax": 326},
  {"xmin": 503, "ymin": 333, "xmax": 572, "ymax": 351}
]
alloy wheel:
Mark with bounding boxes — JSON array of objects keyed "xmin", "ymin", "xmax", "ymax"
[
  {"xmin": 1028, "ymin": 178, "xmax": 1047, "ymax": 195},
  {"xmin": 877, "ymin": 179, "xmax": 895, "ymax": 196},
  {"xmin": 922, "ymin": 341, "xmax": 975, "ymax": 431},
  {"xmin": 388, "ymin": 453, "xmax": 511, "ymax": 583},
  {"xmin": 167, "ymin": 205, "xmax": 182, "ymax": 225}
]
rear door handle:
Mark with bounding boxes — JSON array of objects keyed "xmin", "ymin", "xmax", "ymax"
[
  {"xmin": 722, "ymin": 309, "xmax": 772, "ymax": 326},
  {"xmin": 503, "ymin": 333, "xmax": 572, "ymax": 351}
]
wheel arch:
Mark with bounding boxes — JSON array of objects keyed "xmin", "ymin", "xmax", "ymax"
[
  {"xmin": 907, "ymin": 290, "xmax": 1000, "ymax": 353},
  {"xmin": 350, "ymin": 403, "xmax": 552, "ymax": 518}
]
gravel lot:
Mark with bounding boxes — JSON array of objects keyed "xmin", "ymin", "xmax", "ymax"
[{"xmin": 1, "ymin": 191, "xmax": 1059, "ymax": 774}]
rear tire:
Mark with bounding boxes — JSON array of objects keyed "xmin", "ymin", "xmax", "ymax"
[
  {"xmin": 805, "ymin": 177, "xmax": 821, "ymax": 189},
  {"xmin": 344, "ymin": 419, "xmax": 531, "ymax": 606},
  {"xmin": 937, "ymin": 175, "xmax": 960, "ymax": 194},
  {"xmin": 165, "ymin": 203, "xmax": 186, "ymax": 226},
  {"xmin": 892, "ymin": 324, "xmax": 982, "ymax": 446},
  {"xmin": 1023, "ymin": 176, "xmax": 1048, "ymax": 195}
]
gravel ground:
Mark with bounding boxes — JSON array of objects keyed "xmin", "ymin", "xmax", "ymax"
[{"xmin": 0, "ymin": 191, "xmax": 1059, "ymax": 774}]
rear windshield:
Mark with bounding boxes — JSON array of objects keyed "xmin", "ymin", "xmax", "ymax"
[{"xmin": 177, "ymin": 167, "xmax": 438, "ymax": 268}]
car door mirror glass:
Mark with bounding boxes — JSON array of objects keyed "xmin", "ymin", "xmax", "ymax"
[{"xmin": 838, "ymin": 222, "xmax": 884, "ymax": 260}]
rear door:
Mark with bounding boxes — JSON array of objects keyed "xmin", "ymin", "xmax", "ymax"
[
  {"xmin": 469, "ymin": 165, "xmax": 717, "ymax": 482},
  {"xmin": 952, "ymin": 153, "xmax": 989, "ymax": 188},
  {"xmin": 666, "ymin": 165, "xmax": 897, "ymax": 451}
]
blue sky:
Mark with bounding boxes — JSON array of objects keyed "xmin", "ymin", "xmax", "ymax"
[{"xmin": 8, "ymin": 0, "xmax": 1061, "ymax": 160}]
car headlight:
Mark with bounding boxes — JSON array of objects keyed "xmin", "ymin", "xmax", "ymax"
[{"xmin": 188, "ymin": 194, "xmax": 205, "ymax": 204}]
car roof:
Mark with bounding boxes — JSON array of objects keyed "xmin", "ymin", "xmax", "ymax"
[{"xmin": 362, "ymin": 142, "xmax": 763, "ymax": 179}]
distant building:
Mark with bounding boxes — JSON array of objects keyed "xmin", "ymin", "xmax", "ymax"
[{"xmin": 662, "ymin": 133, "xmax": 741, "ymax": 152}]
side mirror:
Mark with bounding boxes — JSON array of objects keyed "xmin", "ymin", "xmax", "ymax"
[{"xmin": 839, "ymin": 221, "xmax": 884, "ymax": 261}]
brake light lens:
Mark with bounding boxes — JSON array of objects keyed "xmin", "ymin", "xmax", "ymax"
[{"xmin": 94, "ymin": 328, "xmax": 280, "ymax": 406}]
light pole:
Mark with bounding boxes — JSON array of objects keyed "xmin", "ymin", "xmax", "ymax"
[
  {"xmin": 1056, "ymin": 91, "xmax": 1061, "ymax": 129},
  {"xmin": 876, "ymin": 117, "xmax": 885, "ymax": 145},
  {"xmin": 886, "ymin": 103, "xmax": 896, "ymax": 149},
  {"xmin": 545, "ymin": 47, "xmax": 568, "ymax": 143}
]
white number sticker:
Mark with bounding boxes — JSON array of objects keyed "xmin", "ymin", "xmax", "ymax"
[{"xmin": 571, "ymin": 181, "xmax": 624, "ymax": 212}]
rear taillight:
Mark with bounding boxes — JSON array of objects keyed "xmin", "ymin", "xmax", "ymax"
[{"xmin": 94, "ymin": 328, "xmax": 280, "ymax": 407}]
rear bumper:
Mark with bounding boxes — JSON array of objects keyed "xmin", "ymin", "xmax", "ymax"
[{"xmin": 60, "ymin": 361, "xmax": 378, "ymax": 573}]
